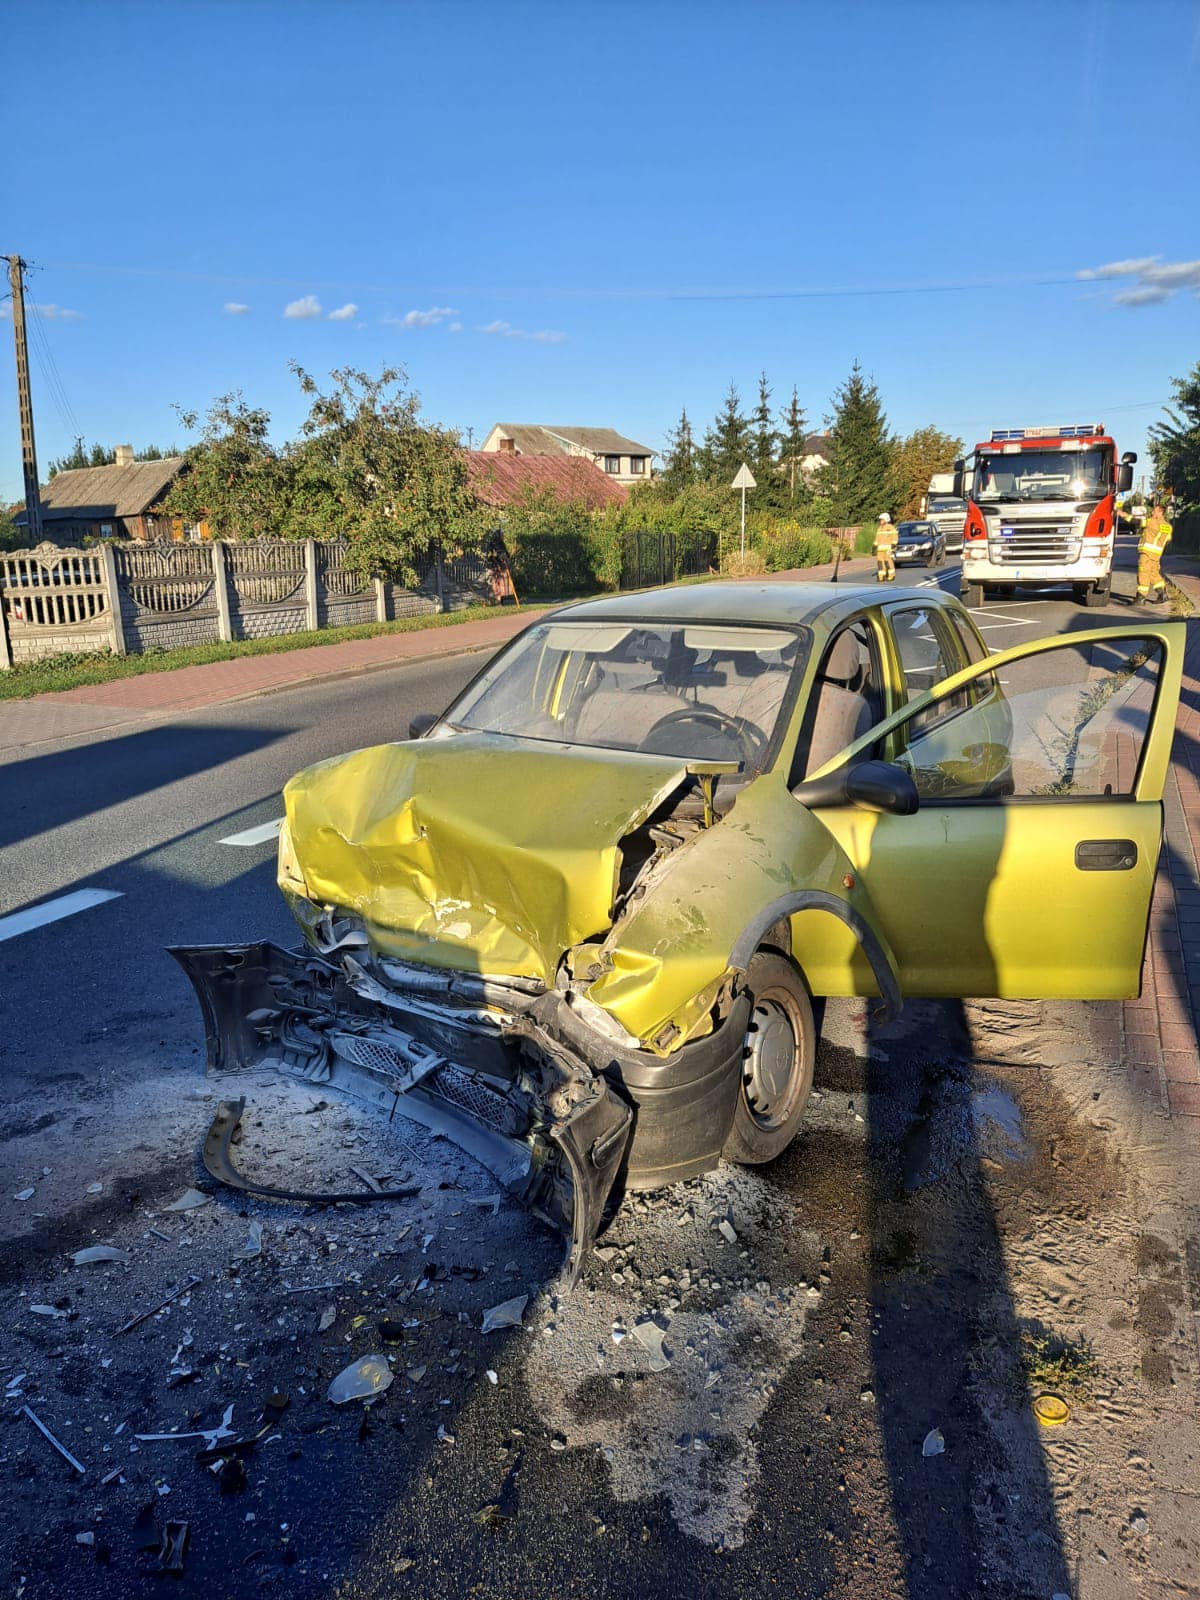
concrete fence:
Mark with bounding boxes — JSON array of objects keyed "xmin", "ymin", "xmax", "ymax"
[{"xmin": 0, "ymin": 539, "xmax": 495, "ymax": 669}]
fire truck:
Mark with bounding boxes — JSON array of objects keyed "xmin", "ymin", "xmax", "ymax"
[{"xmin": 954, "ymin": 424, "xmax": 1136, "ymax": 608}]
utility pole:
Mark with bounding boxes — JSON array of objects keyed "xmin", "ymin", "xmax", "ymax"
[{"xmin": 7, "ymin": 255, "xmax": 43, "ymax": 543}]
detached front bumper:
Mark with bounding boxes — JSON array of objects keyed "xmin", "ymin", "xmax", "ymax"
[{"xmin": 169, "ymin": 942, "xmax": 748, "ymax": 1282}]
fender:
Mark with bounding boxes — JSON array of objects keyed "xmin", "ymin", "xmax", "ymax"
[{"xmin": 730, "ymin": 890, "xmax": 902, "ymax": 1024}]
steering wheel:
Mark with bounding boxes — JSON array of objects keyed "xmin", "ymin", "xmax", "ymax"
[{"xmin": 638, "ymin": 706, "xmax": 765, "ymax": 767}]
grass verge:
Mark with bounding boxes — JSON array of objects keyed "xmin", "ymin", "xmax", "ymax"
[{"xmin": 0, "ymin": 603, "xmax": 538, "ymax": 702}]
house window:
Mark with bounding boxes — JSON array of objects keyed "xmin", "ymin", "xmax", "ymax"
[
  {"xmin": 99, "ymin": 523, "xmax": 114, "ymax": 539},
  {"xmin": 629, "ymin": 456, "xmax": 646, "ymax": 475},
  {"xmin": 604, "ymin": 455, "xmax": 621, "ymax": 474}
]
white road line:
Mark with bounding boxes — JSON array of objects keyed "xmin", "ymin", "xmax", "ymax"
[
  {"xmin": 0, "ymin": 888, "xmax": 123, "ymax": 945},
  {"xmin": 219, "ymin": 818, "xmax": 284, "ymax": 848},
  {"xmin": 965, "ymin": 609, "xmax": 1042, "ymax": 625}
]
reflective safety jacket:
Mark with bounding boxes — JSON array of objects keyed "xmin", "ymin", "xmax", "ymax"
[
  {"xmin": 873, "ymin": 524, "xmax": 898, "ymax": 551},
  {"xmin": 1139, "ymin": 516, "xmax": 1173, "ymax": 556}
]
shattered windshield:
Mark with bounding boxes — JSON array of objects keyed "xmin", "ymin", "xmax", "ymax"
[
  {"xmin": 441, "ymin": 620, "xmax": 807, "ymax": 767},
  {"xmin": 973, "ymin": 447, "xmax": 1110, "ymax": 504}
]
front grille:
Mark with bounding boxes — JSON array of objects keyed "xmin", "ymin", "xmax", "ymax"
[
  {"xmin": 429, "ymin": 1066, "xmax": 526, "ymax": 1136},
  {"xmin": 988, "ymin": 525, "xmax": 1080, "ymax": 565},
  {"xmin": 333, "ymin": 1033, "xmax": 437, "ymax": 1079}
]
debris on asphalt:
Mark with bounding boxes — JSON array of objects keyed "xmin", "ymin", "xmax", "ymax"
[
  {"xmin": 28, "ymin": 1303, "xmax": 71, "ymax": 1318},
  {"xmin": 486, "ymin": 1369, "xmax": 498, "ymax": 1385},
  {"xmin": 481, "ymin": 1295, "xmax": 528, "ymax": 1333},
  {"xmin": 136, "ymin": 1404, "xmax": 237, "ymax": 1451},
  {"xmin": 378, "ymin": 1320, "xmax": 405, "ymax": 1343},
  {"xmin": 116, "ymin": 1276, "xmax": 202, "ymax": 1335},
  {"xmin": 155, "ymin": 1521, "xmax": 189, "ymax": 1576},
  {"xmin": 164, "ymin": 1187, "xmax": 211, "ymax": 1212},
  {"xmin": 349, "ymin": 1165, "xmax": 383, "ymax": 1194},
  {"xmin": 21, "ymin": 1405, "xmax": 87, "ymax": 1474},
  {"xmin": 717, "ymin": 1219, "xmax": 738, "ymax": 1245},
  {"xmin": 237, "ymin": 1219, "xmax": 263, "ymax": 1259},
  {"xmin": 13, "ymin": 1188, "xmax": 35, "ymax": 1202},
  {"xmin": 632, "ymin": 1316, "xmax": 672, "ymax": 1371},
  {"xmin": 922, "ymin": 1428, "xmax": 946, "ymax": 1457},
  {"xmin": 1032, "ymin": 1393, "xmax": 1070, "ymax": 1427},
  {"xmin": 318, "ymin": 1304, "xmax": 337, "ymax": 1333},
  {"xmin": 474, "ymin": 1453, "xmax": 522, "ymax": 1528},
  {"xmin": 327, "ymin": 1354, "xmax": 393, "ymax": 1405},
  {"xmin": 71, "ymin": 1246, "xmax": 131, "ymax": 1267},
  {"xmin": 75, "ymin": 1531, "xmax": 94, "ymax": 1546},
  {"xmin": 86, "ymin": 1182, "xmax": 104, "ymax": 1195}
]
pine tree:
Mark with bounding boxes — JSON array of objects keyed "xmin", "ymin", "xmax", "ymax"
[
  {"xmin": 779, "ymin": 387, "xmax": 810, "ymax": 506},
  {"xmin": 661, "ymin": 406, "xmax": 697, "ymax": 494},
  {"xmin": 751, "ymin": 372, "xmax": 778, "ymax": 484},
  {"xmin": 822, "ymin": 363, "xmax": 892, "ymax": 525},
  {"xmin": 699, "ymin": 382, "xmax": 751, "ymax": 484}
]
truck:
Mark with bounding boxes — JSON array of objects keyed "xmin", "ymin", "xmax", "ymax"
[
  {"xmin": 923, "ymin": 471, "xmax": 967, "ymax": 552},
  {"xmin": 955, "ymin": 424, "xmax": 1136, "ymax": 609}
]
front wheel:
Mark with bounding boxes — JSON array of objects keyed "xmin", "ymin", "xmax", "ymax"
[
  {"xmin": 1081, "ymin": 577, "xmax": 1110, "ymax": 609},
  {"xmin": 723, "ymin": 951, "xmax": 815, "ymax": 1165},
  {"xmin": 961, "ymin": 579, "xmax": 985, "ymax": 607}
]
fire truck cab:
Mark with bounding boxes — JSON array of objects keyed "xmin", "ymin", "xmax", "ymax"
[{"xmin": 955, "ymin": 425, "xmax": 1137, "ymax": 609}]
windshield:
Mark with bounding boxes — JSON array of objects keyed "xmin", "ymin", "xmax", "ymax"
[
  {"xmin": 928, "ymin": 496, "xmax": 965, "ymax": 514},
  {"xmin": 897, "ymin": 522, "xmax": 935, "ymax": 538},
  {"xmin": 441, "ymin": 620, "xmax": 807, "ymax": 767},
  {"xmin": 973, "ymin": 447, "xmax": 1110, "ymax": 504}
]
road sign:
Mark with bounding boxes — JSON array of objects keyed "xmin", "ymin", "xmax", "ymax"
[{"xmin": 731, "ymin": 463, "xmax": 756, "ymax": 560}]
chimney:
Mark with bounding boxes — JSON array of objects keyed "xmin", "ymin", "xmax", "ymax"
[
  {"xmin": 498, "ymin": 436, "xmax": 516, "ymax": 455},
  {"xmin": 114, "ymin": 444, "xmax": 135, "ymax": 468}
]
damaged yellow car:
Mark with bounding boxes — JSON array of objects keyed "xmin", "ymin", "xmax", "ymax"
[{"xmin": 173, "ymin": 584, "xmax": 1183, "ymax": 1278}]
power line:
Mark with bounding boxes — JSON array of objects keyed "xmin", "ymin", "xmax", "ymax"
[{"xmin": 27, "ymin": 297, "xmax": 81, "ymax": 442}]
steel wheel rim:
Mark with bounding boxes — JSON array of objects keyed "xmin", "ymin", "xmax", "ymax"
[{"xmin": 741, "ymin": 983, "xmax": 807, "ymax": 1130}]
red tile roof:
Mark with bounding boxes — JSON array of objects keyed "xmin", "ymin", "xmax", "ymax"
[{"xmin": 464, "ymin": 451, "xmax": 628, "ymax": 510}]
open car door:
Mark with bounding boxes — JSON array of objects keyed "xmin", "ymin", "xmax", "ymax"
[{"xmin": 803, "ymin": 623, "xmax": 1184, "ymax": 1000}]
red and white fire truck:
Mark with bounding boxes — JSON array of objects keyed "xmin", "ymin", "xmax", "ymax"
[{"xmin": 955, "ymin": 424, "xmax": 1137, "ymax": 609}]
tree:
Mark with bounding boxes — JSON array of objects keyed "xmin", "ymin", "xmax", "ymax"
[
  {"xmin": 888, "ymin": 425, "xmax": 964, "ymax": 520},
  {"xmin": 48, "ymin": 440, "xmax": 176, "ymax": 477},
  {"xmin": 1149, "ymin": 360, "xmax": 1200, "ymax": 508},
  {"xmin": 699, "ymin": 382, "xmax": 752, "ymax": 485},
  {"xmin": 778, "ymin": 387, "xmax": 810, "ymax": 506},
  {"xmin": 821, "ymin": 363, "xmax": 892, "ymax": 525},
  {"xmin": 660, "ymin": 406, "xmax": 697, "ymax": 495},
  {"xmin": 163, "ymin": 393, "xmax": 287, "ymax": 538},
  {"xmin": 751, "ymin": 372, "xmax": 779, "ymax": 485},
  {"xmin": 284, "ymin": 364, "xmax": 487, "ymax": 581}
]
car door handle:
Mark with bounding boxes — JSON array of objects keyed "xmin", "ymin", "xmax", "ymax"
[{"xmin": 1075, "ymin": 839, "xmax": 1138, "ymax": 872}]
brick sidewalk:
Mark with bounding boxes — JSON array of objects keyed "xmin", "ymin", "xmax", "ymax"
[
  {"xmin": 1125, "ymin": 560, "xmax": 1200, "ymax": 1119},
  {"xmin": 0, "ymin": 556, "xmax": 879, "ymax": 754}
]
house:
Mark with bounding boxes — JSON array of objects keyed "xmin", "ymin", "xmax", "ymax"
[
  {"xmin": 799, "ymin": 432, "xmax": 832, "ymax": 482},
  {"xmin": 479, "ymin": 424, "xmax": 655, "ymax": 486},
  {"xmin": 12, "ymin": 447, "xmax": 204, "ymax": 543},
  {"xmin": 464, "ymin": 451, "xmax": 628, "ymax": 511}
]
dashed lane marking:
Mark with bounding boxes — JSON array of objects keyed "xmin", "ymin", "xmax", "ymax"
[
  {"xmin": 0, "ymin": 888, "xmax": 123, "ymax": 944},
  {"xmin": 219, "ymin": 818, "xmax": 284, "ymax": 848}
]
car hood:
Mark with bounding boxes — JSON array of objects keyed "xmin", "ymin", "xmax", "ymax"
[{"xmin": 282, "ymin": 733, "xmax": 691, "ymax": 983}]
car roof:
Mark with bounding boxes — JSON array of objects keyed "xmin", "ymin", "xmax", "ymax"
[{"xmin": 551, "ymin": 580, "xmax": 957, "ymax": 630}]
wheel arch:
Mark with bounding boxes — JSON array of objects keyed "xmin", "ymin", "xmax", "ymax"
[{"xmin": 729, "ymin": 890, "xmax": 902, "ymax": 1025}]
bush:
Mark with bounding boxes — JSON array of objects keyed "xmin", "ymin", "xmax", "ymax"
[
  {"xmin": 755, "ymin": 522, "xmax": 834, "ymax": 572},
  {"xmin": 1173, "ymin": 508, "xmax": 1200, "ymax": 553},
  {"xmin": 721, "ymin": 549, "xmax": 767, "ymax": 577}
]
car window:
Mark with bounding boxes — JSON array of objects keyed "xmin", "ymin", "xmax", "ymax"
[
  {"xmin": 945, "ymin": 608, "xmax": 996, "ymax": 698},
  {"xmin": 793, "ymin": 619, "xmax": 886, "ymax": 781},
  {"xmin": 890, "ymin": 606, "xmax": 969, "ymax": 734},
  {"xmin": 894, "ymin": 635, "xmax": 1163, "ymax": 800}
]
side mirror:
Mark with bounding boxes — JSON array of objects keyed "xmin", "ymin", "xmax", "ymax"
[
  {"xmin": 1117, "ymin": 463, "xmax": 1133, "ymax": 493},
  {"xmin": 408, "ymin": 712, "xmax": 438, "ymax": 739},
  {"xmin": 792, "ymin": 759, "xmax": 920, "ymax": 816},
  {"xmin": 952, "ymin": 461, "xmax": 965, "ymax": 499}
]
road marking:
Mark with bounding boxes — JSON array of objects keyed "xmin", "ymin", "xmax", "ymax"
[
  {"xmin": 219, "ymin": 818, "xmax": 284, "ymax": 848},
  {"xmin": 0, "ymin": 888, "xmax": 123, "ymax": 945}
]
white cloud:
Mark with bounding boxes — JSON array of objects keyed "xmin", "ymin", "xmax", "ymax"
[
  {"xmin": 224, "ymin": 301, "xmax": 251, "ymax": 316},
  {"xmin": 1113, "ymin": 285, "xmax": 1172, "ymax": 307},
  {"xmin": 1, "ymin": 301, "xmax": 83, "ymax": 321},
  {"xmin": 384, "ymin": 306, "xmax": 458, "ymax": 329},
  {"xmin": 449, "ymin": 321, "xmax": 463, "ymax": 333},
  {"xmin": 1078, "ymin": 255, "xmax": 1200, "ymax": 307},
  {"xmin": 481, "ymin": 319, "xmax": 567, "ymax": 344},
  {"xmin": 327, "ymin": 302, "xmax": 358, "ymax": 321},
  {"xmin": 284, "ymin": 294, "xmax": 323, "ymax": 320}
]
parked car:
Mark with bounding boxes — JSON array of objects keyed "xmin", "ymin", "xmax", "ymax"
[
  {"xmin": 894, "ymin": 520, "xmax": 946, "ymax": 568},
  {"xmin": 175, "ymin": 583, "xmax": 1183, "ymax": 1279}
]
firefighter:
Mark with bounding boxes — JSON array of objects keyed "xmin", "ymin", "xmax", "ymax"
[
  {"xmin": 1137, "ymin": 501, "xmax": 1172, "ymax": 604},
  {"xmin": 873, "ymin": 513, "xmax": 898, "ymax": 582}
]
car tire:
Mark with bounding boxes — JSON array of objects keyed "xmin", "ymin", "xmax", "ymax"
[
  {"xmin": 961, "ymin": 579, "xmax": 984, "ymax": 607},
  {"xmin": 723, "ymin": 951, "xmax": 815, "ymax": 1165},
  {"xmin": 1082, "ymin": 578, "xmax": 1110, "ymax": 608}
]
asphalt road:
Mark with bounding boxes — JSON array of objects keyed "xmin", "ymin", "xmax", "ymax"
[{"xmin": 0, "ymin": 541, "xmax": 1164, "ymax": 1598}]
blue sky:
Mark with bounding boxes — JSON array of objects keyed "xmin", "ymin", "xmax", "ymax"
[{"xmin": 3, "ymin": 0, "xmax": 1199, "ymax": 507}]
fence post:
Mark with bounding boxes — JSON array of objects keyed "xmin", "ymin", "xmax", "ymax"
[
  {"xmin": 98, "ymin": 540, "xmax": 127, "ymax": 657},
  {"xmin": 304, "ymin": 539, "xmax": 320, "ymax": 631},
  {"xmin": 0, "ymin": 583, "xmax": 10, "ymax": 670},
  {"xmin": 211, "ymin": 541, "xmax": 233, "ymax": 642},
  {"xmin": 373, "ymin": 576, "xmax": 388, "ymax": 624},
  {"xmin": 434, "ymin": 544, "xmax": 447, "ymax": 613}
]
